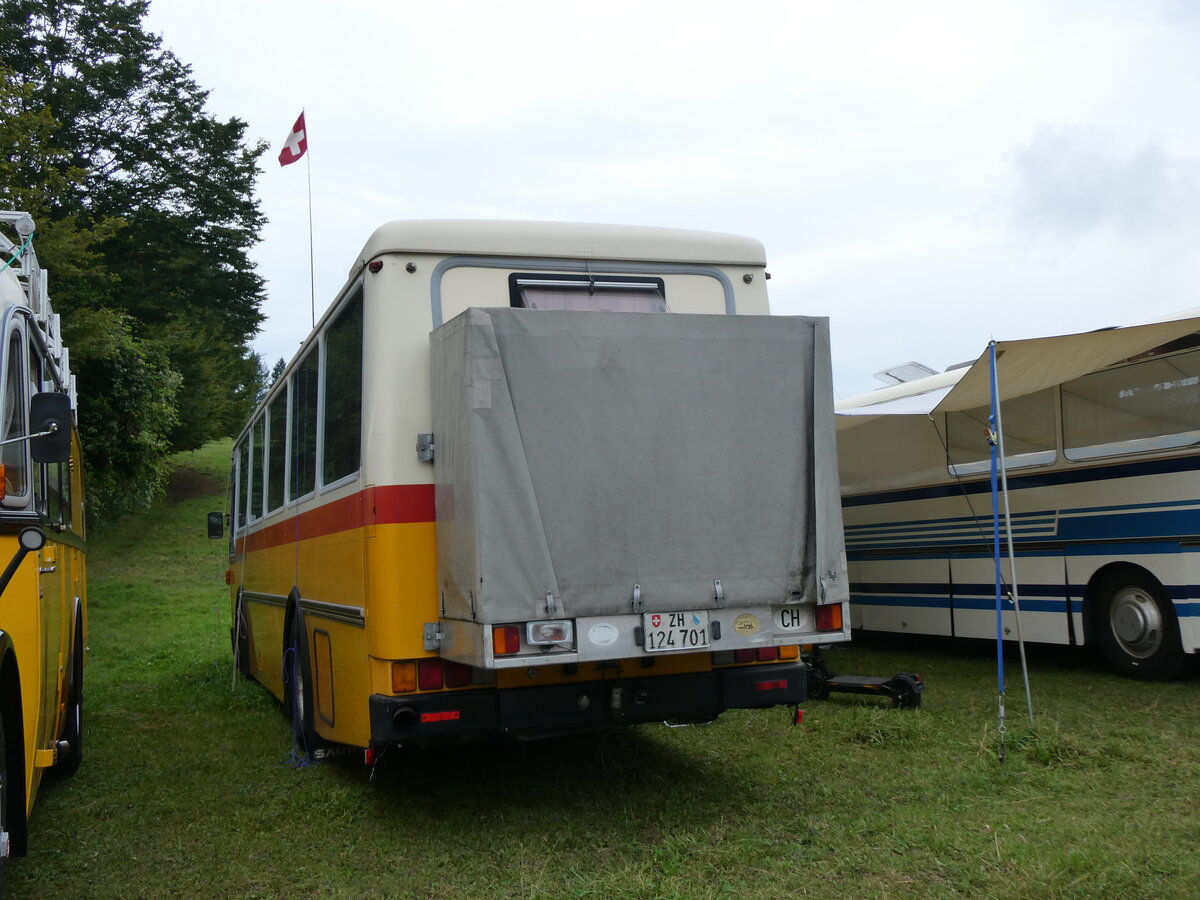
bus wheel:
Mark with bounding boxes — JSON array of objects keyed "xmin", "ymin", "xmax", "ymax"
[
  {"xmin": 1, "ymin": 711, "xmax": 8, "ymax": 891},
  {"xmin": 1095, "ymin": 571, "xmax": 1189, "ymax": 680},
  {"xmin": 232, "ymin": 594, "xmax": 252, "ymax": 678},
  {"xmin": 53, "ymin": 620, "xmax": 84, "ymax": 777},
  {"xmin": 285, "ymin": 613, "xmax": 317, "ymax": 752}
]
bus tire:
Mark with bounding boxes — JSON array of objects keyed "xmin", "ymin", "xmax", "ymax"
[
  {"xmin": 1094, "ymin": 570, "xmax": 1189, "ymax": 680},
  {"xmin": 284, "ymin": 610, "xmax": 318, "ymax": 751},
  {"xmin": 53, "ymin": 617, "xmax": 84, "ymax": 777},
  {"xmin": 232, "ymin": 593, "xmax": 253, "ymax": 679},
  {"xmin": 0, "ymin": 708, "xmax": 8, "ymax": 892}
]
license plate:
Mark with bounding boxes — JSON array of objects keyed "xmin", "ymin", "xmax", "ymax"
[{"xmin": 642, "ymin": 610, "xmax": 710, "ymax": 653}]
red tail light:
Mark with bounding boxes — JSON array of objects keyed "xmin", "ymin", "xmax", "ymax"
[
  {"xmin": 756, "ymin": 647, "xmax": 779, "ymax": 662},
  {"xmin": 816, "ymin": 603, "xmax": 844, "ymax": 632},
  {"xmin": 444, "ymin": 661, "xmax": 471, "ymax": 688},
  {"xmin": 418, "ymin": 659, "xmax": 443, "ymax": 690},
  {"xmin": 734, "ymin": 649, "xmax": 756, "ymax": 663},
  {"xmin": 493, "ymin": 625, "xmax": 521, "ymax": 655}
]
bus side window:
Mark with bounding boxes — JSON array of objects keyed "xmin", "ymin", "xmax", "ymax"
[
  {"xmin": 1, "ymin": 330, "xmax": 28, "ymax": 503},
  {"xmin": 250, "ymin": 416, "xmax": 265, "ymax": 520},
  {"xmin": 322, "ymin": 287, "xmax": 363, "ymax": 486},
  {"xmin": 290, "ymin": 351, "xmax": 318, "ymax": 500},
  {"xmin": 946, "ymin": 388, "xmax": 1057, "ymax": 476},
  {"xmin": 266, "ymin": 393, "xmax": 286, "ymax": 512},
  {"xmin": 235, "ymin": 438, "xmax": 249, "ymax": 530},
  {"xmin": 1063, "ymin": 348, "xmax": 1200, "ymax": 460}
]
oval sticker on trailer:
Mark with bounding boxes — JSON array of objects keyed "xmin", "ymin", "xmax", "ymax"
[
  {"xmin": 587, "ymin": 623, "xmax": 619, "ymax": 647},
  {"xmin": 733, "ymin": 614, "xmax": 759, "ymax": 635}
]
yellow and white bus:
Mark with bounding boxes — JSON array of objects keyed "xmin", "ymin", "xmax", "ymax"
[
  {"xmin": 218, "ymin": 219, "xmax": 850, "ymax": 756},
  {"xmin": 0, "ymin": 212, "xmax": 86, "ymax": 884},
  {"xmin": 836, "ymin": 312, "xmax": 1200, "ymax": 679}
]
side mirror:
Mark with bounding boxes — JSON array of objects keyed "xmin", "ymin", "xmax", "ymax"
[
  {"xmin": 207, "ymin": 511, "xmax": 225, "ymax": 539},
  {"xmin": 29, "ymin": 392, "xmax": 72, "ymax": 464}
]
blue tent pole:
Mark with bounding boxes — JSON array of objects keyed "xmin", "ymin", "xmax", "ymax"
[{"xmin": 988, "ymin": 341, "xmax": 1007, "ymax": 763}]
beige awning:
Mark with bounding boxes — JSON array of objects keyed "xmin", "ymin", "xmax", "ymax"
[{"xmin": 838, "ymin": 310, "xmax": 1200, "ymax": 426}]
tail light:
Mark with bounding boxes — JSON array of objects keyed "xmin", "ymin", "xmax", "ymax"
[
  {"xmin": 756, "ymin": 647, "xmax": 779, "ymax": 662},
  {"xmin": 493, "ymin": 625, "xmax": 521, "ymax": 655},
  {"xmin": 391, "ymin": 661, "xmax": 417, "ymax": 693},
  {"xmin": 418, "ymin": 659, "xmax": 443, "ymax": 690},
  {"xmin": 444, "ymin": 661, "xmax": 471, "ymax": 688},
  {"xmin": 816, "ymin": 603, "xmax": 844, "ymax": 632}
]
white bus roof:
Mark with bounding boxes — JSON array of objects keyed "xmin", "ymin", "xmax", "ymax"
[{"xmin": 354, "ymin": 219, "xmax": 766, "ymax": 276}]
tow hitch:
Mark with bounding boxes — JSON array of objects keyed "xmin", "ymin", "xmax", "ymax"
[{"xmin": 805, "ymin": 649, "xmax": 923, "ymax": 709}]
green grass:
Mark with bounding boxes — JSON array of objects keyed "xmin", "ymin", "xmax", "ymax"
[{"xmin": 8, "ymin": 440, "xmax": 1200, "ymax": 898}]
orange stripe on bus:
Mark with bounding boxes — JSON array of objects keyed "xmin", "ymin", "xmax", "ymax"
[{"xmin": 237, "ymin": 483, "xmax": 435, "ymax": 553}]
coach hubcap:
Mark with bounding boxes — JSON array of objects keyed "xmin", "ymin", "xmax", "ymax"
[{"xmin": 1110, "ymin": 585, "xmax": 1163, "ymax": 659}]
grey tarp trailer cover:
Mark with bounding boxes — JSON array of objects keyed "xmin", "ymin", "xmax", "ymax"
[{"xmin": 430, "ymin": 307, "xmax": 847, "ymax": 665}]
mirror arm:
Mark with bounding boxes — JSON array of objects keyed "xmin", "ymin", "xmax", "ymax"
[{"xmin": 0, "ymin": 423, "xmax": 58, "ymax": 449}]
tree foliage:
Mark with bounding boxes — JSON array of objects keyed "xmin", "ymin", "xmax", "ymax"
[{"xmin": 0, "ymin": 1, "xmax": 269, "ymax": 524}]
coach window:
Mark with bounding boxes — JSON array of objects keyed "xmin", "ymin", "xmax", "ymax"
[
  {"xmin": 322, "ymin": 287, "xmax": 363, "ymax": 486},
  {"xmin": 250, "ymin": 416, "xmax": 265, "ymax": 520},
  {"xmin": 290, "ymin": 350, "xmax": 319, "ymax": 500},
  {"xmin": 509, "ymin": 273, "xmax": 667, "ymax": 312},
  {"xmin": 235, "ymin": 437, "xmax": 249, "ymax": 529},
  {"xmin": 31, "ymin": 350, "xmax": 48, "ymax": 517},
  {"xmin": 946, "ymin": 388, "xmax": 1057, "ymax": 477},
  {"xmin": 266, "ymin": 393, "xmax": 286, "ymax": 513},
  {"xmin": 1, "ymin": 330, "xmax": 28, "ymax": 504},
  {"xmin": 1063, "ymin": 348, "xmax": 1200, "ymax": 460}
]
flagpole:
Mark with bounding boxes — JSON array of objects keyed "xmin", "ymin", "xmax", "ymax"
[{"xmin": 304, "ymin": 110, "xmax": 315, "ymax": 329}]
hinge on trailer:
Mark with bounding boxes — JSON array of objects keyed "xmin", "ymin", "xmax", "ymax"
[
  {"xmin": 423, "ymin": 622, "xmax": 442, "ymax": 651},
  {"xmin": 631, "ymin": 583, "xmax": 642, "ymax": 614},
  {"xmin": 416, "ymin": 433, "xmax": 435, "ymax": 462},
  {"xmin": 544, "ymin": 592, "xmax": 558, "ymax": 616},
  {"xmin": 713, "ymin": 579, "xmax": 724, "ymax": 608}
]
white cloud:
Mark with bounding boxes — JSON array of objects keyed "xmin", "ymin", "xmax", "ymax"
[
  {"xmin": 142, "ymin": 0, "xmax": 1200, "ymax": 395},
  {"xmin": 1000, "ymin": 125, "xmax": 1200, "ymax": 240}
]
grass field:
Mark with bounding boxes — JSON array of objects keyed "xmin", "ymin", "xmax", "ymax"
[{"xmin": 8, "ymin": 440, "xmax": 1200, "ymax": 899}]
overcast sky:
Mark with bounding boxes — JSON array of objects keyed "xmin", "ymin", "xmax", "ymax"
[{"xmin": 143, "ymin": 0, "xmax": 1200, "ymax": 398}]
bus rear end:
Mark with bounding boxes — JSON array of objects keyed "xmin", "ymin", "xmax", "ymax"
[{"xmin": 367, "ymin": 302, "xmax": 849, "ymax": 747}]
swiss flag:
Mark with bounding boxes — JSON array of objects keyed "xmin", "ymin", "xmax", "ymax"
[{"xmin": 278, "ymin": 112, "xmax": 307, "ymax": 166}]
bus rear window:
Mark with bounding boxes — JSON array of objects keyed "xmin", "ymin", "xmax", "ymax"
[
  {"xmin": 1063, "ymin": 348, "xmax": 1200, "ymax": 460},
  {"xmin": 509, "ymin": 274, "xmax": 666, "ymax": 313}
]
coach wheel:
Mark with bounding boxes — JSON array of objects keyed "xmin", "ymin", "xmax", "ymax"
[
  {"xmin": 0, "ymin": 711, "xmax": 9, "ymax": 891},
  {"xmin": 1095, "ymin": 570, "xmax": 1189, "ymax": 680},
  {"xmin": 53, "ymin": 619, "xmax": 84, "ymax": 777},
  {"xmin": 285, "ymin": 613, "xmax": 317, "ymax": 752},
  {"xmin": 232, "ymin": 594, "xmax": 252, "ymax": 678}
]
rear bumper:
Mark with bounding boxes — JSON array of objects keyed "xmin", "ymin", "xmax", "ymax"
[{"xmin": 368, "ymin": 661, "xmax": 807, "ymax": 746}]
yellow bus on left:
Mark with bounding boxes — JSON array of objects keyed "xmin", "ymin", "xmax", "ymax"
[{"xmin": 0, "ymin": 211, "xmax": 86, "ymax": 893}]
